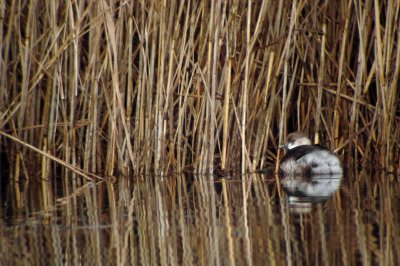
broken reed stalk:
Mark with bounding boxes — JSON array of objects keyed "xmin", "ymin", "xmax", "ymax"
[
  {"xmin": 0, "ymin": 0, "xmax": 399, "ymax": 179},
  {"xmin": 0, "ymin": 131, "xmax": 102, "ymax": 181}
]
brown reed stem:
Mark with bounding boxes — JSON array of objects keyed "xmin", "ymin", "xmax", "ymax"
[
  {"xmin": 315, "ymin": 0, "xmax": 329, "ymax": 144},
  {"xmin": 0, "ymin": 130, "xmax": 102, "ymax": 181}
]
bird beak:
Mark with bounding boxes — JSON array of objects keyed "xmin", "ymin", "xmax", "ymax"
[{"xmin": 279, "ymin": 142, "xmax": 289, "ymax": 149}]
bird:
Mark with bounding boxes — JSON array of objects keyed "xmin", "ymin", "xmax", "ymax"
[{"xmin": 279, "ymin": 132, "xmax": 342, "ymax": 176}]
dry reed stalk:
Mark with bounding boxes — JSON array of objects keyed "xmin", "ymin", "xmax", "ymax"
[
  {"xmin": 242, "ymin": 0, "xmax": 251, "ymax": 175},
  {"xmin": 0, "ymin": 131, "xmax": 101, "ymax": 181},
  {"xmin": 381, "ymin": 0, "xmax": 399, "ymax": 172},
  {"xmin": 146, "ymin": 2, "xmax": 157, "ymax": 174},
  {"xmin": 154, "ymin": 3, "xmax": 165, "ymax": 175},
  {"xmin": 12, "ymin": 0, "xmax": 34, "ymax": 181},
  {"xmin": 163, "ymin": 0, "xmax": 178, "ymax": 175},
  {"xmin": 174, "ymin": 2, "xmax": 194, "ymax": 172},
  {"xmin": 133, "ymin": 7, "xmax": 142, "ymax": 174},
  {"xmin": 221, "ymin": 0, "xmax": 234, "ymax": 172},
  {"xmin": 315, "ymin": 0, "xmax": 328, "ymax": 145},
  {"xmin": 0, "ymin": 2, "xmax": 6, "ymax": 110},
  {"xmin": 277, "ymin": 0, "xmax": 297, "ymax": 173},
  {"xmin": 373, "ymin": 0, "xmax": 388, "ymax": 169},
  {"xmin": 334, "ymin": 0, "xmax": 353, "ymax": 150},
  {"xmin": 108, "ymin": 0, "xmax": 135, "ymax": 174},
  {"xmin": 387, "ymin": 13, "xmax": 400, "ymax": 172},
  {"xmin": 258, "ymin": 51, "xmax": 276, "ymax": 169}
]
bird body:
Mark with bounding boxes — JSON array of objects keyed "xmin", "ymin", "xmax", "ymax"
[{"xmin": 279, "ymin": 132, "xmax": 342, "ymax": 176}]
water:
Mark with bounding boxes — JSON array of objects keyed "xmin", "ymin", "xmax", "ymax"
[{"xmin": 0, "ymin": 169, "xmax": 398, "ymax": 265}]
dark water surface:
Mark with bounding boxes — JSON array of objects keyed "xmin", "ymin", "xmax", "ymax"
[{"xmin": 1, "ymin": 169, "xmax": 399, "ymax": 265}]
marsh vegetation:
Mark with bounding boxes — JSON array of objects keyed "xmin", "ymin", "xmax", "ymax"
[{"xmin": 0, "ymin": 0, "xmax": 399, "ymax": 179}]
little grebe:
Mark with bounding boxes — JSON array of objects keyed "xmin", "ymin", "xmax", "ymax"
[{"xmin": 279, "ymin": 132, "xmax": 342, "ymax": 176}]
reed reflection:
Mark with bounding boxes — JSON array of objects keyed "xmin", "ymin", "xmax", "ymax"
[{"xmin": 0, "ymin": 171, "xmax": 399, "ymax": 265}]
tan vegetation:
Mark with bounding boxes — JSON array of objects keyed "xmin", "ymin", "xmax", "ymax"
[{"xmin": 0, "ymin": 0, "xmax": 399, "ymax": 178}]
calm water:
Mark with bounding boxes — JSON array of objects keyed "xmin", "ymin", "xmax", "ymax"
[{"xmin": 0, "ymin": 169, "xmax": 399, "ymax": 265}]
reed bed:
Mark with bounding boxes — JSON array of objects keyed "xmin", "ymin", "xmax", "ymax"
[{"xmin": 0, "ymin": 0, "xmax": 399, "ymax": 178}]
